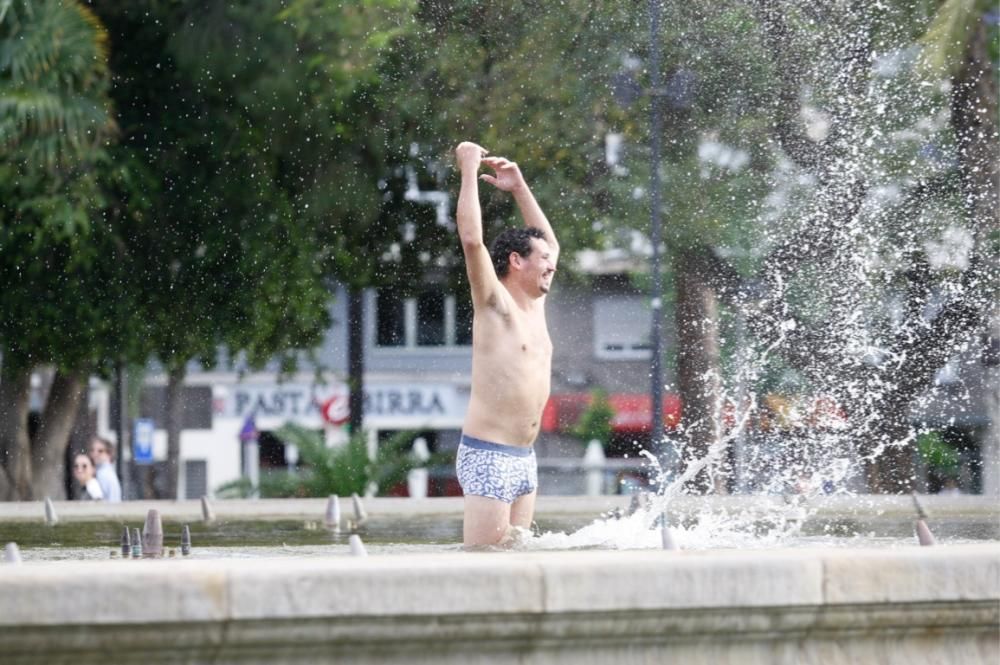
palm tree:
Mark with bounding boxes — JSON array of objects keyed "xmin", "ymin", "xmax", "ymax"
[
  {"xmin": 0, "ymin": 0, "xmax": 115, "ymax": 169},
  {"xmin": 0, "ymin": 0, "xmax": 117, "ymax": 500}
]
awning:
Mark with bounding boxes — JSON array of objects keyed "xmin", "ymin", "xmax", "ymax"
[
  {"xmin": 542, "ymin": 393, "xmax": 682, "ymax": 434},
  {"xmin": 542, "ymin": 392, "xmax": 845, "ymax": 435}
]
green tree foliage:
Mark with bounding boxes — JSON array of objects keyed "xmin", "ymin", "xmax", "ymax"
[
  {"xmin": 394, "ymin": 2, "xmax": 636, "ymax": 253},
  {"xmin": 0, "ymin": 0, "xmax": 123, "ymax": 367},
  {"xmin": 95, "ymin": 1, "xmax": 332, "ymax": 374},
  {"xmin": 571, "ymin": 390, "xmax": 615, "ymax": 448},
  {"xmin": 0, "ymin": 0, "xmax": 131, "ymax": 499},
  {"xmin": 916, "ymin": 431, "xmax": 960, "ymax": 476},
  {"xmin": 0, "ymin": 0, "xmax": 115, "ymax": 170}
]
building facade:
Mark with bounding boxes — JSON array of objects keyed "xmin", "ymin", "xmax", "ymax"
[{"xmin": 89, "ymin": 274, "xmax": 997, "ymax": 499}]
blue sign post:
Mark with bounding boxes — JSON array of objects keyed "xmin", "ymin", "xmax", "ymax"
[{"xmin": 133, "ymin": 418, "xmax": 155, "ymax": 465}]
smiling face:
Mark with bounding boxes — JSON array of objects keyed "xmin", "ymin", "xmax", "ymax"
[
  {"xmin": 491, "ymin": 228, "xmax": 556, "ymax": 300},
  {"xmin": 507, "ymin": 236, "xmax": 556, "ymax": 299},
  {"xmin": 523, "ymin": 237, "xmax": 556, "ymax": 296}
]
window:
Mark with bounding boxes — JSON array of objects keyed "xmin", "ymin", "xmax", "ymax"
[
  {"xmin": 183, "ymin": 460, "xmax": 208, "ymax": 500},
  {"xmin": 454, "ymin": 295, "xmax": 473, "ymax": 346},
  {"xmin": 593, "ymin": 296, "xmax": 652, "ymax": 359},
  {"xmin": 416, "ymin": 291, "xmax": 446, "ymax": 346},
  {"xmin": 376, "ymin": 288, "xmax": 471, "ymax": 349},
  {"xmin": 376, "ymin": 291, "xmax": 405, "ymax": 347}
]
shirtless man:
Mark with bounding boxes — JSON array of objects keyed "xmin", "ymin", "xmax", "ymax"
[{"xmin": 453, "ymin": 141, "xmax": 558, "ymax": 548}]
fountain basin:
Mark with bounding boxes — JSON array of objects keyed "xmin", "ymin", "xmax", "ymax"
[
  {"xmin": 1, "ymin": 495, "xmax": 996, "ymax": 551},
  {"xmin": 1, "ymin": 544, "xmax": 997, "ymax": 664}
]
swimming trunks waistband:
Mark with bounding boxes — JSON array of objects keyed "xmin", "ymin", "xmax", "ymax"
[{"xmin": 460, "ymin": 434, "xmax": 533, "ymax": 457}]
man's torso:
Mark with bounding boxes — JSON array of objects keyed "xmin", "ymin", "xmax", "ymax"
[{"xmin": 464, "ymin": 291, "xmax": 552, "ymax": 447}]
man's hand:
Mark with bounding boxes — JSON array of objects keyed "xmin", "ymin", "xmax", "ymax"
[
  {"xmin": 455, "ymin": 141, "xmax": 488, "ymax": 174},
  {"xmin": 480, "ymin": 156, "xmax": 527, "ymax": 193}
]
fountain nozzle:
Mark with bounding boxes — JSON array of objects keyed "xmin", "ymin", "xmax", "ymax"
[
  {"xmin": 325, "ymin": 495, "xmax": 342, "ymax": 532},
  {"xmin": 120, "ymin": 526, "xmax": 131, "ymax": 557},
  {"xmin": 180, "ymin": 524, "xmax": 192, "ymax": 556}
]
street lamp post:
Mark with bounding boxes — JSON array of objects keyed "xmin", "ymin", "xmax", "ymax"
[
  {"xmin": 115, "ymin": 361, "xmax": 129, "ymax": 499},
  {"xmin": 649, "ymin": 0, "xmax": 665, "ymax": 451}
]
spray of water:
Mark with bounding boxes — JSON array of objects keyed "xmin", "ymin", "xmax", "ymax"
[{"xmin": 522, "ymin": 1, "xmax": 996, "ymax": 551}]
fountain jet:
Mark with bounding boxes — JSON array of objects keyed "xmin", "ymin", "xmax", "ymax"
[
  {"xmin": 912, "ymin": 493, "xmax": 936, "ymax": 546},
  {"xmin": 181, "ymin": 525, "xmax": 192, "ymax": 556},
  {"xmin": 351, "ymin": 493, "xmax": 368, "ymax": 527},
  {"xmin": 201, "ymin": 496, "xmax": 215, "ymax": 524},
  {"xmin": 43, "ymin": 498, "xmax": 58, "ymax": 526},
  {"xmin": 120, "ymin": 526, "xmax": 131, "ymax": 557},
  {"xmin": 349, "ymin": 534, "xmax": 368, "ymax": 557},
  {"xmin": 325, "ymin": 495, "xmax": 342, "ymax": 532},
  {"xmin": 4, "ymin": 542, "xmax": 22, "ymax": 564},
  {"xmin": 627, "ymin": 492, "xmax": 650, "ymax": 517},
  {"xmin": 661, "ymin": 516, "xmax": 680, "ymax": 551},
  {"xmin": 142, "ymin": 510, "xmax": 164, "ymax": 558}
]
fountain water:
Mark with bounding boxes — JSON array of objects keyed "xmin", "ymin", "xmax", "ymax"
[{"xmin": 540, "ymin": 0, "xmax": 1000, "ymax": 551}]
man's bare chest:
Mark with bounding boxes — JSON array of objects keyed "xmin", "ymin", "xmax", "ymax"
[{"xmin": 474, "ymin": 308, "xmax": 551, "ymax": 361}]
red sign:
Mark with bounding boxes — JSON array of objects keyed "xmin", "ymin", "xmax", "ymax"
[{"xmin": 320, "ymin": 395, "xmax": 350, "ymax": 426}]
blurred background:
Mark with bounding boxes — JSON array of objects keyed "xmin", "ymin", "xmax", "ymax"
[{"xmin": 0, "ymin": 0, "xmax": 996, "ymax": 502}]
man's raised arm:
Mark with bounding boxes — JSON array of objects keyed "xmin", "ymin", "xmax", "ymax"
[
  {"xmin": 481, "ymin": 156, "xmax": 559, "ymax": 264},
  {"xmin": 455, "ymin": 142, "xmax": 502, "ymax": 308}
]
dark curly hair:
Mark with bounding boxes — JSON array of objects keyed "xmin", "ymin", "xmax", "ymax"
[{"xmin": 490, "ymin": 227, "xmax": 546, "ymax": 278}]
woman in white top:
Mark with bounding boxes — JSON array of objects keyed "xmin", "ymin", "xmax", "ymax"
[{"xmin": 72, "ymin": 452, "xmax": 104, "ymax": 501}]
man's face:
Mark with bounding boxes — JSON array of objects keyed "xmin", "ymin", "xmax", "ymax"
[
  {"xmin": 518, "ymin": 238, "xmax": 556, "ymax": 297},
  {"xmin": 89, "ymin": 440, "xmax": 109, "ymax": 464}
]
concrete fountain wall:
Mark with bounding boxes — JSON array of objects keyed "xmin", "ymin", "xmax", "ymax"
[{"xmin": 2, "ymin": 506, "xmax": 998, "ymax": 665}]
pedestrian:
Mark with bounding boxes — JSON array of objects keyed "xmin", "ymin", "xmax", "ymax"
[
  {"xmin": 72, "ymin": 452, "xmax": 104, "ymax": 501},
  {"xmin": 89, "ymin": 436, "xmax": 122, "ymax": 502}
]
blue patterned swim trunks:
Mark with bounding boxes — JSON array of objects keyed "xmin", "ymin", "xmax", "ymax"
[{"xmin": 456, "ymin": 434, "xmax": 538, "ymax": 504}]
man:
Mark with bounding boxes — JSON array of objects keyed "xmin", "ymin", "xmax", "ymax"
[
  {"xmin": 88, "ymin": 436, "xmax": 122, "ymax": 502},
  {"xmin": 453, "ymin": 141, "xmax": 558, "ymax": 547}
]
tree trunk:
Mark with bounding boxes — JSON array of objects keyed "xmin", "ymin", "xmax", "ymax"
[
  {"xmin": 163, "ymin": 364, "xmax": 185, "ymax": 499},
  {"xmin": 675, "ymin": 246, "xmax": 723, "ymax": 494},
  {"xmin": 347, "ymin": 287, "xmax": 365, "ymax": 437},
  {"xmin": 745, "ymin": 2, "xmax": 995, "ymax": 493},
  {"xmin": 982, "ymin": 313, "xmax": 1000, "ymax": 498},
  {"xmin": 0, "ymin": 360, "xmax": 33, "ymax": 500},
  {"xmin": 30, "ymin": 369, "xmax": 88, "ymax": 499},
  {"xmin": 952, "ymin": 13, "xmax": 999, "ymax": 249},
  {"xmin": 859, "ymin": 13, "xmax": 1000, "ymax": 494},
  {"xmin": 951, "ymin": 16, "xmax": 999, "ymax": 497},
  {"xmin": 862, "ymin": 394, "xmax": 917, "ymax": 494}
]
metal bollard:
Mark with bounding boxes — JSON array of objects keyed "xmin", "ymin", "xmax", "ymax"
[
  {"xmin": 142, "ymin": 510, "xmax": 164, "ymax": 558},
  {"xmin": 180, "ymin": 525, "xmax": 192, "ymax": 556}
]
